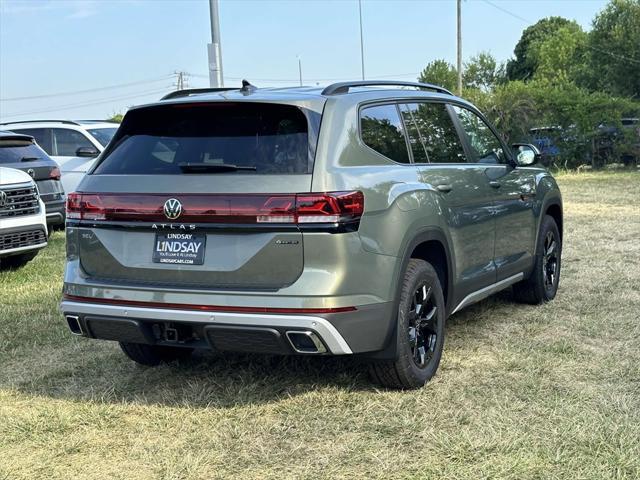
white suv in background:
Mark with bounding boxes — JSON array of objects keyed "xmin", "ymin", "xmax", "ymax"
[
  {"xmin": 0, "ymin": 120, "xmax": 118, "ymax": 193},
  {"xmin": 0, "ymin": 167, "xmax": 48, "ymax": 269}
]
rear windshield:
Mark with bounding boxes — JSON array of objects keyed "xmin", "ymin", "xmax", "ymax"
[
  {"xmin": 94, "ymin": 103, "xmax": 316, "ymax": 175},
  {"xmin": 0, "ymin": 140, "xmax": 47, "ymax": 164}
]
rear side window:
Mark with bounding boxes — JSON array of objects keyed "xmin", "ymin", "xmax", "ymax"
[
  {"xmin": 94, "ymin": 103, "xmax": 314, "ymax": 175},
  {"xmin": 0, "ymin": 140, "xmax": 47, "ymax": 164},
  {"xmin": 13, "ymin": 128, "xmax": 52, "ymax": 153},
  {"xmin": 401, "ymin": 103, "xmax": 467, "ymax": 164},
  {"xmin": 360, "ymin": 104, "xmax": 410, "ymax": 164}
]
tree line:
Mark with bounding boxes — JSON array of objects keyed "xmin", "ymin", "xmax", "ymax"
[{"xmin": 419, "ymin": 0, "xmax": 640, "ymax": 169}]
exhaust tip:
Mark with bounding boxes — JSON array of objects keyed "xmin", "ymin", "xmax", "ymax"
[
  {"xmin": 286, "ymin": 331, "xmax": 327, "ymax": 354},
  {"xmin": 65, "ymin": 315, "xmax": 83, "ymax": 336}
]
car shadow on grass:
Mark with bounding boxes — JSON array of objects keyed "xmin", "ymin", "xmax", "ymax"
[{"xmin": 8, "ymin": 290, "xmax": 524, "ymax": 408}]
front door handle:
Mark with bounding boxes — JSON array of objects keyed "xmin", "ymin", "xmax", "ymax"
[
  {"xmin": 435, "ymin": 184, "xmax": 452, "ymax": 193},
  {"xmin": 489, "ymin": 181, "xmax": 501, "ymax": 189}
]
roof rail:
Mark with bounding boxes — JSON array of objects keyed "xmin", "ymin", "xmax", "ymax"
[
  {"xmin": 0, "ymin": 119, "xmax": 81, "ymax": 126},
  {"xmin": 74, "ymin": 119, "xmax": 118, "ymax": 123},
  {"xmin": 161, "ymin": 87, "xmax": 238, "ymax": 101},
  {"xmin": 321, "ymin": 81, "xmax": 453, "ymax": 96}
]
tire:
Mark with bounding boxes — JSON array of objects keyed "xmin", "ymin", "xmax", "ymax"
[
  {"xmin": 119, "ymin": 342, "xmax": 193, "ymax": 366},
  {"xmin": 369, "ymin": 259, "xmax": 446, "ymax": 389},
  {"xmin": 0, "ymin": 251, "xmax": 38, "ymax": 270},
  {"xmin": 513, "ymin": 215, "xmax": 562, "ymax": 305}
]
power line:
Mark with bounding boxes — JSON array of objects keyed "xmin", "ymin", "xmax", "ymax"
[
  {"xmin": 482, "ymin": 0, "xmax": 529, "ymax": 24},
  {"xmin": 0, "ymin": 87, "xmax": 170, "ymax": 119},
  {"xmin": 0, "ymin": 75, "xmax": 173, "ymax": 102},
  {"xmin": 189, "ymin": 72, "xmax": 420, "ymax": 83},
  {"xmin": 481, "ymin": 0, "xmax": 640, "ymax": 65}
]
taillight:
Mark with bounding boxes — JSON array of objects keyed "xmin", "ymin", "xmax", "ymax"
[
  {"xmin": 49, "ymin": 167, "xmax": 61, "ymax": 180},
  {"xmin": 65, "ymin": 191, "xmax": 364, "ymax": 227},
  {"xmin": 65, "ymin": 192, "xmax": 82, "ymax": 219},
  {"xmin": 295, "ymin": 191, "xmax": 364, "ymax": 223}
]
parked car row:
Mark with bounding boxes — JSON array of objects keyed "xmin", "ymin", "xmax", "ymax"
[
  {"xmin": 0, "ymin": 120, "xmax": 117, "ymax": 269},
  {"xmin": 528, "ymin": 118, "xmax": 640, "ymax": 167},
  {"xmin": 0, "ymin": 120, "xmax": 118, "ymax": 193}
]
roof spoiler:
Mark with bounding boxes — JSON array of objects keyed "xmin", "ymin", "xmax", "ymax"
[
  {"xmin": 161, "ymin": 79, "xmax": 258, "ymax": 101},
  {"xmin": 321, "ymin": 81, "xmax": 453, "ymax": 96}
]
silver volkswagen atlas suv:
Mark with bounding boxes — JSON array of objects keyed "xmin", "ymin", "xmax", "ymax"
[{"xmin": 60, "ymin": 81, "xmax": 563, "ymax": 389}]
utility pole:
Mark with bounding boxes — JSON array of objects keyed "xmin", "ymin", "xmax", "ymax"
[
  {"xmin": 298, "ymin": 57, "xmax": 303, "ymax": 86},
  {"xmin": 358, "ymin": 0, "xmax": 365, "ymax": 80},
  {"xmin": 208, "ymin": 0, "xmax": 224, "ymax": 87},
  {"xmin": 456, "ymin": 0, "xmax": 462, "ymax": 95},
  {"xmin": 174, "ymin": 71, "xmax": 187, "ymax": 90}
]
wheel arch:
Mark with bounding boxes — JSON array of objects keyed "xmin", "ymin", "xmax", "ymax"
[
  {"xmin": 365, "ymin": 227, "xmax": 455, "ymax": 361},
  {"xmin": 545, "ymin": 202, "xmax": 563, "ymax": 241}
]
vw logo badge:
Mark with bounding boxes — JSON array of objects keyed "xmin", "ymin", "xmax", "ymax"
[
  {"xmin": 0, "ymin": 191, "xmax": 7, "ymax": 208},
  {"xmin": 27, "ymin": 169, "xmax": 35, "ymax": 178},
  {"xmin": 163, "ymin": 198, "xmax": 182, "ymax": 220}
]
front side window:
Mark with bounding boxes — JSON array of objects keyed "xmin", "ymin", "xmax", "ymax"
[
  {"xmin": 402, "ymin": 102, "xmax": 467, "ymax": 164},
  {"xmin": 360, "ymin": 104, "xmax": 410, "ymax": 164},
  {"xmin": 87, "ymin": 127, "xmax": 118, "ymax": 147},
  {"xmin": 453, "ymin": 106, "xmax": 506, "ymax": 164},
  {"xmin": 52, "ymin": 128, "xmax": 94, "ymax": 157}
]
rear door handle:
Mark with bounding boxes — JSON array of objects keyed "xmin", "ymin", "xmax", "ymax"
[
  {"xmin": 435, "ymin": 184, "xmax": 452, "ymax": 193},
  {"xmin": 489, "ymin": 181, "xmax": 501, "ymax": 189}
]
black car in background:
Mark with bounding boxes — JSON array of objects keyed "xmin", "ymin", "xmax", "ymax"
[
  {"xmin": 595, "ymin": 118, "xmax": 640, "ymax": 167},
  {"xmin": 0, "ymin": 131, "xmax": 65, "ymax": 228}
]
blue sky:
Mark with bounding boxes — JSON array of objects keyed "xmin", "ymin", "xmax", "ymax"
[{"xmin": 0, "ymin": 0, "xmax": 608, "ymax": 121}]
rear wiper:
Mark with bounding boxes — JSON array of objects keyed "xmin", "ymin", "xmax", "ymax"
[
  {"xmin": 21, "ymin": 156, "xmax": 40, "ymax": 162},
  {"xmin": 178, "ymin": 163, "xmax": 257, "ymax": 173}
]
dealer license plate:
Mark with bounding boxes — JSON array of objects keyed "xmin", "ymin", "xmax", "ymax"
[{"xmin": 152, "ymin": 233, "xmax": 206, "ymax": 265}]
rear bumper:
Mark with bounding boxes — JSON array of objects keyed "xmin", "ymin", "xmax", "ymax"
[
  {"xmin": 60, "ymin": 299, "xmax": 395, "ymax": 355},
  {"xmin": 44, "ymin": 199, "xmax": 66, "ymax": 225}
]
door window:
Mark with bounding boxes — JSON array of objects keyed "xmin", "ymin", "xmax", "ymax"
[
  {"xmin": 52, "ymin": 128, "xmax": 94, "ymax": 157},
  {"xmin": 360, "ymin": 104, "xmax": 410, "ymax": 164},
  {"xmin": 14, "ymin": 128, "xmax": 52, "ymax": 154},
  {"xmin": 452, "ymin": 106, "xmax": 506, "ymax": 164},
  {"xmin": 400, "ymin": 102, "xmax": 467, "ymax": 164}
]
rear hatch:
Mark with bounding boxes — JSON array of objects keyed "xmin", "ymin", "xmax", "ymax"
[
  {"xmin": 0, "ymin": 136, "xmax": 62, "ymax": 199},
  {"xmin": 71, "ymin": 101, "xmax": 325, "ymax": 290}
]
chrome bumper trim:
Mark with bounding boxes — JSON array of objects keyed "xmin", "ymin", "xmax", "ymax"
[{"xmin": 60, "ymin": 300, "xmax": 354, "ymax": 355}]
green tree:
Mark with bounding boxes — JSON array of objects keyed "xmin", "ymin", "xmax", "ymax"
[
  {"xmin": 506, "ymin": 17, "xmax": 580, "ymax": 81},
  {"xmin": 532, "ymin": 25, "xmax": 588, "ymax": 84},
  {"xmin": 418, "ymin": 59, "xmax": 457, "ymax": 92},
  {"xmin": 585, "ymin": 0, "xmax": 640, "ymax": 97},
  {"xmin": 107, "ymin": 113, "xmax": 124, "ymax": 123},
  {"xmin": 463, "ymin": 52, "xmax": 505, "ymax": 91}
]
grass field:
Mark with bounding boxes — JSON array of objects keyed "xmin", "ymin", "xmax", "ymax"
[{"xmin": 0, "ymin": 171, "xmax": 638, "ymax": 479}]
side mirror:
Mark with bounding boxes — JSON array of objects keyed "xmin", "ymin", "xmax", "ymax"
[
  {"xmin": 512, "ymin": 143, "xmax": 541, "ymax": 166},
  {"xmin": 76, "ymin": 146, "xmax": 99, "ymax": 158}
]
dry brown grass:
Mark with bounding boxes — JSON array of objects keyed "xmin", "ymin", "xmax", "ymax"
[{"xmin": 1, "ymin": 171, "xmax": 639, "ymax": 479}]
